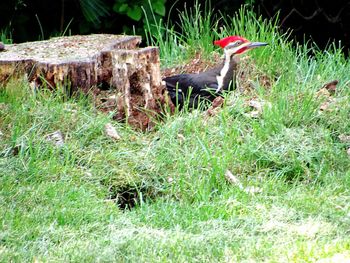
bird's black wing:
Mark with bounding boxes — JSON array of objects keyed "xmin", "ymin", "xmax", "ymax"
[
  {"xmin": 163, "ymin": 68, "xmax": 221, "ymax": 108},
  {"xmin": 164, "ymin": 74, "xmax": 215, "ymax": 108},
  {"xmin": 163, "ymin": 74, "xmax": 194, "ymax": 108}
]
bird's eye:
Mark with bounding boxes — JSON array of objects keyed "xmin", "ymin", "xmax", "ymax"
[{"xmin": 235, "ymin": 41, "xmax": 242, "ymax": 46}]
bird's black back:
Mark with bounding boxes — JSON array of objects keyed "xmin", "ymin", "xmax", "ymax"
[{"xmin": 163, "ymin": 58, "xmax": 237, "ymax": 109}]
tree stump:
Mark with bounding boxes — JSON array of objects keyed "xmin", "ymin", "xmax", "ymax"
[{"xmin": 0, "ymin": 34, "xmax": 170, "ymax": 129}]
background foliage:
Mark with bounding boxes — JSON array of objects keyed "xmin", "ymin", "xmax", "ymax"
[{"xmin": 0, "ymin": 0, "xmax": 350, "ymax": 53}]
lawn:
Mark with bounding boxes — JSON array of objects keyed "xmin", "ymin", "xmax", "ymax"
[{"xmin": 1, "ymin": 6, "xmax": 350, "ymax": 262}]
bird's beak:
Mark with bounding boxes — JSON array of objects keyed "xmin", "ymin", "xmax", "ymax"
[{"xmin": 246, "ymin": 42, "xmax": 268, "ymax": 49}]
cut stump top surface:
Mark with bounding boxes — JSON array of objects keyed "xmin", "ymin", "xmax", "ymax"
[
  {"xmin": 0, "ymin": 34, "xmax": 170, "ymax": 130},
  {"xmin": 0, "ymin": 34, "xmax": 141, "ymax": 64}
]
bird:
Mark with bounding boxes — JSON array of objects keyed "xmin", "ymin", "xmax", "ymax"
[{"xmin": 163, "ymin": 36, "xmax": 268, "ymax": 109}]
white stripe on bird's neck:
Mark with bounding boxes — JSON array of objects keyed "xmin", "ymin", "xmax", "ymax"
[{"xmin": 215, "ymin": 52, "xmax": 232, "ymax": 93}]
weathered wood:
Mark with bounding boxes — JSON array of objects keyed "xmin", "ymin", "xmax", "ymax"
[
  {"xmin": 0, "ymin": 34, "xmax": 141, "ymax": 89},
  {"xmin": 111, "ymin": 47, "xmax": 167, "ymax": 129},
  {"xmin": 0, "ymin": 34, "xmax": 170, "ymax": 129}
]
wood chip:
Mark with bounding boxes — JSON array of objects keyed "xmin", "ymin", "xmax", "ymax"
[{"xmin": 105, "ymin": 123, "xmax": 121, "ymax": 140}]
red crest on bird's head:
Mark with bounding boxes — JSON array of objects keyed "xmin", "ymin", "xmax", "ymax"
[{"xmin": 214, "ymin": 36, "xmax": 248, "ymax": 48}]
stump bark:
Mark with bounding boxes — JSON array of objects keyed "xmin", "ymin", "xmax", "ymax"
[{"xmin": 0, "ymin": 34, "xmax": 170, "ymax": 129}]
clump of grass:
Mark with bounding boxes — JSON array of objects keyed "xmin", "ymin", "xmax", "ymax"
[
  {"xmin": 144, "ymin": 0, "xmax": 218, "ymax": 66},
  {"xmin": 0, "ymin": 28, "xmax": 12, "ymax": 44}
]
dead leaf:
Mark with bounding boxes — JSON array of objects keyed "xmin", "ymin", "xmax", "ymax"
[
  {"xmin": 322, "ymin": 80, "xmax": 338, "ymax": 94},
  {"xmin": 243, "ymin": 186, "xmax": 262, "ymax": 194},
  {"xmin": 85, "ymin": 171, "xmax": 93, "ymax": 177},
  {"xmin": 206, "ymin": 96, "xmax": 224, "ymax": 117},
  {"xmin": 248, "ymin": 99, "xmax": 264, "ymax": 112},
  {"xmin": 316, "ymin": 88, "xmax": 331, "ymax": 98},
  {"xmin": 105, "ymin": 123, "xmax": 121, "ymax": 140},
  {"xmin": 177, "ymin": 133, "xmax": 185, "ymax": 143},
  {"xmin": 63, "ymin": 103, "xmax": 78, "ymax": 113},
  {"xmin": 225, "ymin": 170, "xmax": 262, "ymax": 194},
  {"xmin": 225, "ymin": 170, "xmax": 242, "ymax": 186},
  {"xmin": 316, "ymin": 80, "xmax": 338, "ymax": 100},
  {"xmin": 212, "ymin": 96, "xmax": 225, "ymax": 108},
  {"xmin": 0, "ymin": 103, "xmax": 8, "ymax": 111},
  {"xmin": 316, "ymin": 84, "xmax": 337, "ymax": 112},
  {"xmin": 339, "ymin": 134, "xmax": 350, "ymax": 143},
  {"xmin": 243, "ymin": 110, "xmax": 261, "ymax": 119},
  {"xmin": 244, "ymin": 99, "xmax": 271, "ymax": 118},
  {"xmin": 249, "ymin": 110, "xmax": 261, "ymax": 118},
  {"xmin": 319, "ymin": 101, "xmax": 331, "ymax": 111},
  {"xmin": 167, "ymin": 177, "xmax": 174, "ymax": 183},
  {"xmin": 45, "ymin": 130, "xmax": 64, "ymax": 147}
]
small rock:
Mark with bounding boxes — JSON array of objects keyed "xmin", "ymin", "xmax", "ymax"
[
  {"xmin": 0, "ymin": 42, "xmax": 5, "ymax": 51},
  {"xmin": 105, "ymin": 123, "xmax": 121, "ymax": 140}
]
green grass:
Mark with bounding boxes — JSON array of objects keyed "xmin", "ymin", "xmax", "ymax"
[{"xmin": 1, "ymin": 6, "xmax": 350, "ymax": 262}]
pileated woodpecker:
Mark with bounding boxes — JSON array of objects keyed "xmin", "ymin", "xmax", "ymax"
[{"xmin": 163, "ymin": 36, "xmax": 267, "ymax": 108}]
